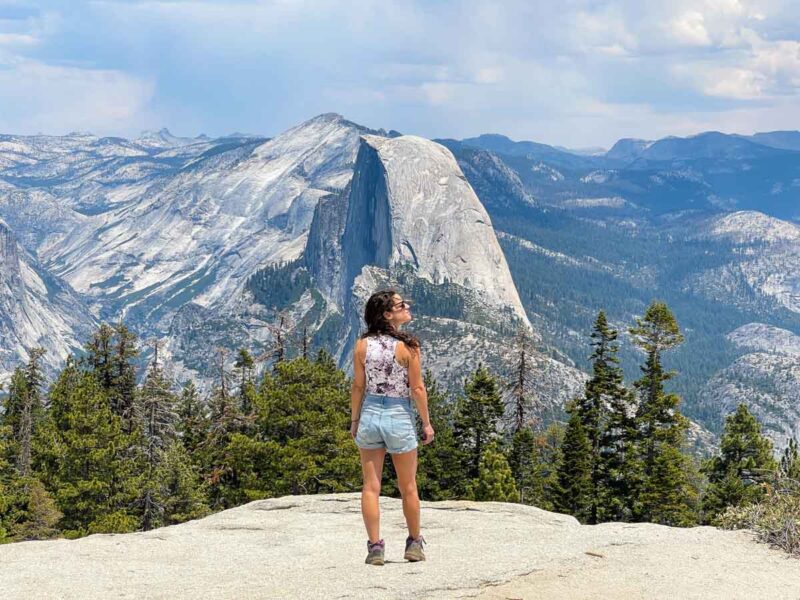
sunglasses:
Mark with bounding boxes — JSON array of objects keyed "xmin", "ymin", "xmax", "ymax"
[{"xmin": 392, "ymin": 300, "xmax": 412, "ymax": 310}]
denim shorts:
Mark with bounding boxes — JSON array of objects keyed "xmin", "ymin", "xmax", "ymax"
[{"xmin": 355, "ymin": 393, "xmax": 418, "ymax": 454}]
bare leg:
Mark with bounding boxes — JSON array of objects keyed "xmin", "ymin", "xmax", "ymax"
[
  {"xmin": 391, "ymin": 449, "xmax": 420, "ymax": 539},
  {"xmin": 359, "ymin": 447, "xmax": 386, "ymax": 543}
]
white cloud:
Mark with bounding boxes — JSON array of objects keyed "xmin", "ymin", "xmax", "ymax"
[
  {"xmin": 1, "ymin": 0, "xmax": 799, "ymax": 146},
  {"xmin": 670, "ymin": 11, "xmax": 712, "ymax": 46},
  {"xmin": 0, "ymin": 60, "xmax": 156, "ymax": 135}
]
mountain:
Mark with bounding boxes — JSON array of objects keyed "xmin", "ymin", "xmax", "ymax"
[
  {"xmin": 3, "ymin": 115, "xmax": 800, "ymax": 446},
  {"xmin": 0, "ymin": 219, "xmax": 95, "ymax": 387},
  {"xmin": 133, "ymin": 127, "xmax": 209, "ymax": 150},
  {"xmin": 296, "ymin": 134, "xmax": 583, "ymax": 402},
  {"xmin": 458, "ymin": 133, "xmax": 601, "ymax": 169},
  {"xmin": 605, "ymin": 138, "xmax": 653, "ymax": 162},
  {"xmin": 745, "ymin": 131, "xmax": 800, "ymax": 152},
  {"xmin": 0, "ymin": 113, "xmax": 584, "ymax": 409},
  {"xmin": 443, "ymin": 138, "xmax": 800, "ymax": 448},
  {"xmin": 699, "ymin": 323, "xmax": 800, "ymax": 450}
]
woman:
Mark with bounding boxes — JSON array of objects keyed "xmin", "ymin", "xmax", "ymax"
[{"xmin": 350, "ymin": 289, "xmax": 435, "ymax": 566}]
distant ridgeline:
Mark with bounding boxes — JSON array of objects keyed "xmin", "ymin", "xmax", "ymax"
[{"xmin": 3, "ymin": 115, "xmax": 800, "ymax": 450}]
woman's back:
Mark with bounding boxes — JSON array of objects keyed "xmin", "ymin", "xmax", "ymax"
[{"xmin": 364, "ymin": 334, "xmax": 410, "ymax": 397}]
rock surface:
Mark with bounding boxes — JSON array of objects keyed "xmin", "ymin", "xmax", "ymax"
[{"xmin": 1, "ymin": 493, "xmax": 798, "ymax": 600}]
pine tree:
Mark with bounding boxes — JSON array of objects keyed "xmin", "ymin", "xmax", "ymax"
[
  {"xmin": 234, "ymin": 348, "xmax": 256, "ymax": 415},
  {"xmin": 137, "ymin": 356, "xmax": 179, "ymax": 530},
  {"xmin": 507, "ymin": 427, "xmax": 547, "ymax": 506},
  {"xmin": 8, "ymin": 478, "xmax": 62, "ymax": 541},
  {"xmin": 505, "ymin": 327, "xmax": 538, "ymax": 434},
  {"xmin": 579, "ymin": 312, "xmax": 639, "ymax": 522},
  {"xmin": 177, "ymin": 381, "xmax": 208, "ymax": 455},
  {"xmin": 628, "ymin": 301, "xmax": 696, "ymax": 525},
  {"xmin": 454, "ymin": 364, "xmax": 504, "ymax": 484},
  {"xmin": 82, "ymin": 323, "xmax": 139, "ymax": 433},
  {"xmin": 554, "ymin": 405, "xmax": 592, "ymax": 522},
  {"xmin": 471, "ymin": 441, "xmax": 519, "ymax": 502},
  {"xmin": 36, "ymin": 362, "xmax": 140, "ymax": 536},
  {"xmin": 1, "ymin": 349, "xmax": 47, "ymax": 478},
  {"xmin": 416, "ymin": 370, "xmax": 461, "ymax": 501},
  {"xmin": 538, "ymin": 421, "xmax": 566, "ymax": 510},
  {"xmin": 781, "ymin": 437, "xmax": 800, "ymax": 480},
  {"xmin": 150, "ymin": 442, "xmax": 209, "ymax": 527},
  {"xmin": 0, "ymin": 422, "xmax": 18, "ymax": 541},
  {"xmin": 701, "ymin": 403, "xmax": 778, "ymax": 522},
  {"xmin": 227, "ymin": 354, "xmax": 360, "ymax": 500}
]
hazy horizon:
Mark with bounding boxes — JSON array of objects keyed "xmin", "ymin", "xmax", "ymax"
[
  {"xmin": 1, "ymin": 1, "xmax": 799, "ymax": 147},
  {"xmin": 3, "ymin": 111, "xmax": 799, "ymax": 154}
]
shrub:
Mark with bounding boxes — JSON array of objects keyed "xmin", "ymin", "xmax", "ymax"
[{"xmin": 718, "ymin": 476, "xmax": 800, "ymax": 556}]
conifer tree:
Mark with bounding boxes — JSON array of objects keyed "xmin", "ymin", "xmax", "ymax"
[
  {"xmin": 506, "ymin": 327, "xmax": 537, "ymax": 434},
  {"xmin": 416, "ymin": 370, "xmax": 461, "ymax": 501},
  {"xmin": 2, "ymin": 349, "xmax": 47, "ymax": 477},
  {"xmin": 554, "ymin": 405, "xmax": 592, "ymax": 522},
  {"xmin": 471, "ymin": 441, "xmax": 519, "ymax": 502},
  {"xmin": 36, "ymin": 362, "xmax": 139, "ymax": 536},
  {"xmin": 628, "ymin": 301, "xmax": 696, "ymax": 525},
  {"xmin": 150, "ymin": 442, "xmax": 209, "ymax": 527},
  {"xmin": 137, "ymin": 355, "xmax": 179, "ymax": 530},
  {"xmin": 507, "ymin": 426, "xmax": 547, "ymax": 506},
  {"xmin": 701, "ymin": 403, "xmax": 778, "ymax": 522},
  {"xmin": 538, "ymin": 421, "xmax": 565, "ymax": 510},
  {"xmin": 177, "ymin": 381, "xmax": 208, "ymax": 455},
  {"xmin": 454, "ymin": 364, "xmax": 504, "ymax": 482},
  {"xmin": 8, "ymin": 478, "xmax": 62, "ymax": 541},
  {"xmin": 83, "ymin": 323, "xmax": 139, "ymax": 433},
  {"xmin": 781, "ymin": 437, "xmax": 800, "ymax": 480},
  {"xmin": 580, "ymin": 312, "xmax": 639, "ymax": 522},
  {"xmin": 201, "ymin": 348, "xmax": 251, "ymax": 507},
  {"xmin": 234, "ymin": 348, "xmax": 256, "ymax": 415},
  {"xmin": 227, "ymin": 354, "xmax": 360, "ymax": 500},
  {"xmin": 0, "ymin": 422, "xmax": 17, "ymax": 541}
]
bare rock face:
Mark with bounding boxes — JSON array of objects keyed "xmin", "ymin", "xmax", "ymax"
[
  {"xmin": 699, "ymin": 322, "xmax": 800, "ymax": 451},
  {"xmin": 1, "ymin": 493, "xmax": 798, "ymax": 600},
  {"xmin": 0, "ymin": 220, "xmax": 95, "ymax": 385},
  {"xmin": 341, "ymin": 135, "xmax": 529, "ymax": 325}
]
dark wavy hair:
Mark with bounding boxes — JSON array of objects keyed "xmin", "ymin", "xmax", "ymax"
[{"xmin": 361, "ymin": 289, "xmax": 420, "ymax": 350}]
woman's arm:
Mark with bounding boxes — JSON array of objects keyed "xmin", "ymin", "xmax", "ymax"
[
  {"xmin": 406, "ymin": 345, "xmax": 434, "ymax": 444},
  {"xmin": 350, "ymin": 339, "xmax": 366, "ymax": 436}
]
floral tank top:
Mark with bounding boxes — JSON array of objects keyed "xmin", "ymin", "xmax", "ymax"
[{"xmin": 365, "ymin": 334, "xmax": 410, "ymax": 397}]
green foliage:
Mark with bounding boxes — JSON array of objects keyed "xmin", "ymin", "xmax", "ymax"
[
  {"xmin": 247, "ymin": 260, "xmax": 312, "ymax": 310},
  {"xmin": 415, "ymin": 371, "xmax": 463, "ymax": 501},
  {"xmin": 578, "ymin": 311, "xmax": 635, "ymax": 523},
  {"xmin": 177, "ymin": 381, "xmax": 208, "ymax": 455},
  {"xmin": 507, "ymin": 427, "xmax": 547, "ymax": 507},
  {"xmin": 454, "ymin": 365, "xmax": 504, "ymax": 484},
  {"xmin": 35, "ymin": 364, "xmax": 140, "ymax": 536},
  {"xmin": 781, "ymin": 438, "xmax": 800, "ymax": 480},
  {"xmin": 471, "ymin": 441, "xmax": 519, "ymax": 502},
  {"xmin": 7, "ymin": 478, "xmax": 62, "ymax": 541},
  {"xmin": 701, "ymin": 404, "xmax": 778, "ymax": 522},
  {"xmin": 226, "ymin": 355, "xmax": 361, "ymax": 499},
  {"xmin": 150, "ymin": 442, "xmax": 210, "ymax": 526},
  {"xmin": 82, "ymin": 323, "xmax": 139, "ymax": 433},
  {"xmin": 719, "ymin": 476, "xmax": 800, "ymax": 556},
  {"xmin": 629, "ymin": 301, "xmax": 697, "ymax": 525},
  {"xmin": 554, "ymin": 406, "xmax": 592, "ymax": 522}
]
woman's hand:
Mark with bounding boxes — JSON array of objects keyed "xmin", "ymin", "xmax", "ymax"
[
  {"xmin": 421, "ymin": 423, "xmax": 435, "ymax": 445},
  {"xmin": 350, "ymin": 419, "xmax": 359, "ymax": 439}
]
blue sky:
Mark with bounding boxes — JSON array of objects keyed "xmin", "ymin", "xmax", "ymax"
[{"xmin": 1, "ymin": 0, "xmax": 798, "ymax": 147}]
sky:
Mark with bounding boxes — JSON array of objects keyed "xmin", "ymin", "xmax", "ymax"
[{"xmin": 0, "ymin": 0, "xmax": 799, "ymax": 148}]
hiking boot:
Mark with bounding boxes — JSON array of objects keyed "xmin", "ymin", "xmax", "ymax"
[
  {"xmin": 404, "ymin": 535, "xmax": 426, "ymax": 562},
  {"xmin": 365, "ymin": 539, "xmax": 385, "ymax": 566}
]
